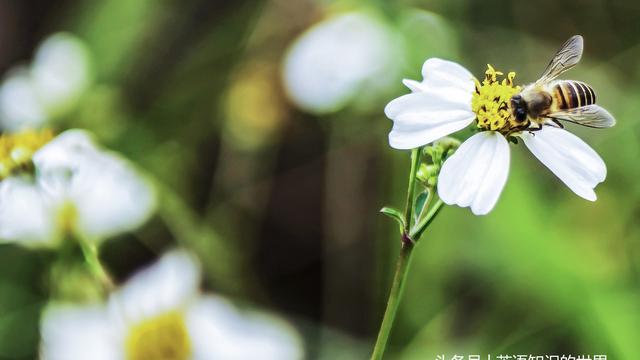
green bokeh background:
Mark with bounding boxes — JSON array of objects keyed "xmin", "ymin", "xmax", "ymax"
[{"xmin": 0, "ymin": 0, "xmax": 638, "ymax": 359}]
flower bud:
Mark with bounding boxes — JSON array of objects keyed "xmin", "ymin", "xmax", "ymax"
[
  {"xmin": 435, "ymin": 136, "xmax": 461, "ymax": 153},
  {"xmin": 417, "ymin": 163, "xmax": 439, "ymax": 186},
  {"xmin": 416, "ymin": 163, "xmax": 429, "ymax": 183}
]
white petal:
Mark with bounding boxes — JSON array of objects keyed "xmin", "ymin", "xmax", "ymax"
[
  {"xmin": 0, "ymin": 68, "xmax": 48, "ymax": 131},
  {"xmin": 31, "ymin": 33, "xmax": 91, "ymax": 116},
  {"xmin": 421, "ymin": 58, "xmax": 475, "ymax": 92},
  {"xmin": 401, "ymin": 58, "xmax": 475, "ymax": 96},
  {"xmin": 32, "ymin": 129, "xmax": 102, "ymax": 198},
  {"xmin": 438, "ymin": 132, "xmax": 510, "ymax": 215},
  {"xmin": 385, "ymin": 91, "xmax": 475, "ymax": 149},
  {"xmin": 33, "ymin": 129, "xmax": 101, "ymax": 171},
  {"xmin": 384, "ymin": 88, "xmax": 472, "ymax": 119},
  {"xmin": 521, "ymin": 127, "xmax": 606, "ymax": 201},
  {"xmin": 108, "ymin": 250, "xmax": 201, "ymax": 329},
  {"xmin": 401, "ymin": 79, "xmax": 423, "ymax": 93},
  {"xmin": 186, "ymin": 296, "xmax": 303, "ymax": 360},
  {"xmin": 69, "ymin": 153, "xmax": 156, "ymax": 240},
  {"xmin": 0, "ymin": 177, "xmax": 57, "ymax": 246},
  {"xmin": 40, "ymin": 304, "xmax": 121, "ymax": 360},
  {"xmin": 385, "ymin": 59, "xmax": 476, "ymax": 149}
]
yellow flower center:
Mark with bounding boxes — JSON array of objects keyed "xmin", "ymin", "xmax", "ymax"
[
  {"xmin": 0, "ymin": 129, "xmax": 54, "ymax": 180},
  {"xmin": 125, "ymin": 311, "xmax": 192, "ymax": 360},
  {"xmin": 471, "ymin": 64, "xmax": 522, "ymax": 134}
]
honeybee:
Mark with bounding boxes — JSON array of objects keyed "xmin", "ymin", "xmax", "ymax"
[{"xmin": 509, "ymin": 35, "xmax": 616, "ymax": 132}]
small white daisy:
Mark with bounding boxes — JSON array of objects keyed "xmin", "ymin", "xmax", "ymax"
[
  {"xmin": 385, "ymin": 59, "xmax": 607, "ymax": 215},
  {"xmin": 283, "ymin": 12, "xmax": 400, "ymax": 114},
  {"xmin": 40, "ymin": 250, "xmax": 303, "ymax": 360},
  {"xmin": 0, "ymin": 33, "xmax": 91, "ymax": 130},
  {"xmin": 0, "ymin": 129, "xmax": 156, "ymax": 246}
]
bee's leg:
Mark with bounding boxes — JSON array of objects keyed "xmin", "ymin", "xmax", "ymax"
[
  {"xmin": 505, "ymin": 129, "xmax": 521, "ymax": 143},
  {"xmin": 544, "ymin": 117, "xmax": 564, "ymax": 129},
  {"xmin": 527, "ymin": 122, "xmax": 544, "ymax": 132},
  {"xmin": 519, "ymin": 122, "xmax": 546, "ymax": 137},
  {"xmin": 552, "ymin": 119, "xmax": 564, "ymax": 128},
  {"xmin": 506, "ymin": 122, "xmax": 532, "ymax": 138}
]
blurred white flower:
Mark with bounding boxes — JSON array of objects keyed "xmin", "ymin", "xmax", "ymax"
[
  {"xmin": 283, "ymin": 12, "xmax": 400, "ymax": 114},
  {"xmin": 0, "ymin": 33, "xmax": 91, "ymax": 130},
  {"xmin": 0, "ymin": 129, "xmax": 156, "ymax": 246},
  {"xmin": 40, "ymin": 250, "xmax": 303, "ymax": 360},
  {"xmin": 385, "ymin": 59, "xmax": 607, "ymax": 215}
]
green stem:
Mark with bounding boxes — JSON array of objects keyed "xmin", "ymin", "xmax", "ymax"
[
  {"xmin": 371, "ymin": 148, "xmax": 421, "ymax": 359},
  {"xmin": 410, "ymin": 199, "xmax": 445, "ymax": 240},
  {"xmin": 372, "ymin": 147, "xmax": 448, "ymax": 359},
  {"xmin": 77, "ymin": 238, "xmax": 114, "ymax": 291},
  {"xmin": 403, "ymin": 148, "xmax": 422, "ymax": 233},
  {"xmin": 371, "ymin": 242, "xmax": 415, "ymax": 359},
  {"xmin": 415, "ymin": 187, "xmax": 434, "ymax": 223}
]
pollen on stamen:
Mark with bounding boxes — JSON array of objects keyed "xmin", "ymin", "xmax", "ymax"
[
  {"xmin": 471, "ymin": 65, "xmax": 521, "ymax": 133},
  {"xmin": 0, "ymin": 129, "xmax": 54, "ymax": 180}
]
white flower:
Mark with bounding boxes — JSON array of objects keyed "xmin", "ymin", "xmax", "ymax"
[
  {"xmin": 40, "ymin": 250, "xmax": 303, "ymax": 360},
  {"xmin": 385, "ymin": 59, "xmax": 607, "ymax": 215},
  {"xmin": 283, "ymin": 12, "xmax": 400, "ymax": 114},
  {"xmin": 0, "ymin": 129, "xmax": 156, "ymax": 246},
  {"xmin": 0, "ymin": 33, "xmax": 91, "ymax": 130}
]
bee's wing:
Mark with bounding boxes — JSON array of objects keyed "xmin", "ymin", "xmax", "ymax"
[
  {"xmin": 536, "ymin": 35, "xmax": 584, "ymax": 85},
  {"xmin": 546, "ymin": 104, "xmax": 616, "ymax": 128}
]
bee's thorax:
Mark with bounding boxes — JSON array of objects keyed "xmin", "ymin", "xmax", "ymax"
[{"xmin": 522, "ymin": 87, "xmax": 553, "ymax": 118}]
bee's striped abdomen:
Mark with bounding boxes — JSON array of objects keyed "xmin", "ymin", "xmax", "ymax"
[{"xmin": 554, "ymin": 81, "xmax": 596, "ymax": 109}]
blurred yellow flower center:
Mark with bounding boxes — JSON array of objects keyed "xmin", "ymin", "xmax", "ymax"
[
  {"xmin": 0, "ymin": 129, "xmax": 54, "ymax": 180},
  {"xmin": 471, "ymin": 65, "xmax": 522, "ymax": 133},
  {"xmin": 126, "ymin": 311, "xmax": 191, "ymax": 360}
]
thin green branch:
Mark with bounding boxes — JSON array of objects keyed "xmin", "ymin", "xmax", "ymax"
[
  {"xmin": 410, "ymin": 199, "xmax": 444, "ymax": 240},
  {"xmin": 372, "ymin": 150, "xmax": 446, "ymax": 359},
  {"xmin": 371, "ymin": 148, "xmax": 422, "ymax": 359},
  {"xmin": 371, "ymin": 242, "xmax": 414, "ymax": 359},
  {"xmin": 77, "ymin": 238, "xmax": 114, "ymax": 291},
  {"xmin": 403, "ymin": 148, "xmax": 422, "ymax": 234}
]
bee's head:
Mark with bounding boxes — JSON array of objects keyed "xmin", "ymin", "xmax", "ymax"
[{"xmin": 510, "ymin": 94, "xmax": 528, "ymax": 122}]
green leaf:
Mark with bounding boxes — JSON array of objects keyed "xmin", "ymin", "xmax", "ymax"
[
  {"xmin": 414, "ymin": 190, "xmax": 429, "ymax": 222},
  {"xmin": 380, "ymin": 206, "xmax": 405, "ymax": 232}
]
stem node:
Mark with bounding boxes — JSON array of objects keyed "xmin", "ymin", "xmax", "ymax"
[{"xmin": 401, "ymin": 231, "xmax": 415, "ymax": 246}]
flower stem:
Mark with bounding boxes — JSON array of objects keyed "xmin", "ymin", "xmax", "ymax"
[
  {"xmin": 77, "ymin": 238, "xmax": 114, "ymax": 291},
  {"xmin": 403, "ymin": 148, "xmax": 422, "ymax": 231},
  {"xmin": 371, "ymin": 241, "xmax": 415, "ymax": 359},
  {"xmin": 372, "ymin": 148, "xmax": 422, "ymax": 359}
]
